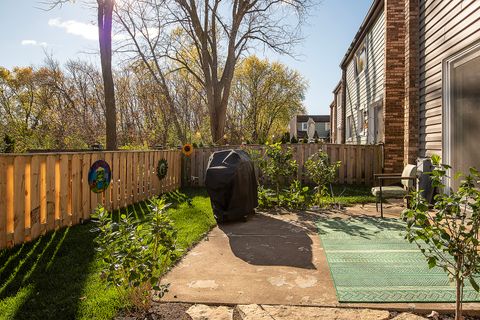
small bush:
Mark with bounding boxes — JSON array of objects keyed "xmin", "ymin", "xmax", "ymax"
[
  {"xmin": 257, "ymin": 186, "xmax": 276, "ymax": 209},
  {"xmin": 305, "ymin": 150, "xmax": 341, "ymax": 207},
  {"xmin": 252, "ymin": 142, "xmax": 297, "ymax": 204},
  {"xmin": 92, "ymin": 197, "xmax": 180, "ymax": 305},
  {"xmin": 280, "ymin": 180, "xmax": 311, "ymax": 210}
]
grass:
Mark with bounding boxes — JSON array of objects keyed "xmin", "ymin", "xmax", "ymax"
[
  {"xmin": 0, "ymin": 188, "xmax": 215, "ymax": 320},
  {"xmin": 329, "ymin": 184, "xmax": 376, "ymax": 206}
]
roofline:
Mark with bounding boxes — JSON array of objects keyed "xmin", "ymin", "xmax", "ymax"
[
  {"xmin": 340, "ymin": 0, "xmax": 384, "ymax": 69},
  {"xmin": 333, "ymin": 80, "xmax": 342, "ymax": 94}
]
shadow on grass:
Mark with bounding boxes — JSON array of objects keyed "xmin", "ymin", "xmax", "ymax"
[
  {"xmin": 316, "ymin": 216, "xmax": 406, "ymax": 239},
  {"xmin": 0, "ymin": 224, "xmax": 96, "ymax": 320}
]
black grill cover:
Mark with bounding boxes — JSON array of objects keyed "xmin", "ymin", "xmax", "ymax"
[{"xmin": 205, "ymin": 149, "xmax": 258, "ymax": 222}]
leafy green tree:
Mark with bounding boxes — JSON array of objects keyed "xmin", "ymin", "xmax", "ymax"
[
  {"xmin": 304, "ymin": 150, "xmax": 341, "ymax": 207},
  {"xmin": 402, "ymin": 154, "xmax": 480, "ymax": 320},
  {"xmin": 228, "ymin": 56, "xmax": 307, "ymax": 144}
]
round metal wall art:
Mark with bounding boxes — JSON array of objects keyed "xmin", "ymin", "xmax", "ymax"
[
  {"xmin": 88, "ymin": 160, "xmax": 112, "ymax": 193},
  {"xmin": 157, "ymin": 158, "xmax": 168, "ymax": 180}
]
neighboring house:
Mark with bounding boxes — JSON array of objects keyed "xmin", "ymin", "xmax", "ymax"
[
  {"xmin": 331, "ymin": 0, "xmax": 480, "ymax": 177},
  {"xmin": 330, "ymin": 81, "xmax": 343, "ymax": 144},
  {"xmin": 289, "ymin": 115, "xmax": 331, "ymax": 141}
]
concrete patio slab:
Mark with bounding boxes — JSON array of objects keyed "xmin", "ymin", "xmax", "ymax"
[
  {"xmin": 162, "ymin": 210, "xmax": 337, "ymax": 305},
  {"xmin": 160, "ymin": 201, "xmax": 480, "ymax": 315}
]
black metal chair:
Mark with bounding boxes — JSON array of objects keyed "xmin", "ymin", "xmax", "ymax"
[{"xmin": 372, "ymin": 164, "xmax": 417, "ymax": 218}]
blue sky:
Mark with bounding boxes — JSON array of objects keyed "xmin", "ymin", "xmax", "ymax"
[{"xmin": 0, "ymin": 0, "xmax": 372, "ymax": 115}]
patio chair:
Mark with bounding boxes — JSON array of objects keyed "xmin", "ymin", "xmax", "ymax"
[{"xmin": 372, "ymin": 164, "xmax": 417, "ymax": 218}]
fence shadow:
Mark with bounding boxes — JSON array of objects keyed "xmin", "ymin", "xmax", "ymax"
[{"xmin": 0, "ymin": 224, "xmax": 96, "ymax": 319}]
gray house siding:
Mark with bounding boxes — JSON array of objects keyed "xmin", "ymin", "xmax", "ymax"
[
  {"xmin": 419, "ymin": 0, "xmax": 480, "ymax": 157},
  {"xmin": 344, "ymin": 10, "xmax": 385, "ymax": 145}
]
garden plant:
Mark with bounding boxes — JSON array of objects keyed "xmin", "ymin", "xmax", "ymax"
[
  {"xmin": 304, "ymin": 150, "xmax": 341, "ymax": 207},
  {"xmin": 402, "ymin": 155, "xmax": 480, "ymax": 320},
  {"xmin": 92, "ymin": 197, "xmax": 180, "ymax": 307},
  {"xmin": 251, "ymin": 142, "xmax": 298, "ymax": 205}
]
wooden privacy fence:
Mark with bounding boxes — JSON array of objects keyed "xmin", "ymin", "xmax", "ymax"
[
  {"xmin": 186, "ymin": 144, "xmax": 384, "ymax": 187},
  {"xmin": 0, "ymin": 150, "xmax": 181, "ymax": 249}
]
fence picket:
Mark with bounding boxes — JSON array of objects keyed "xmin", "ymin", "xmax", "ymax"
[
  {"xmin": 59, "ymin": 154, "xmax": 70, "ymax": 226},
  {"xmin": 81, "ymin": 154, "xmax": 91, "ymax": 220},
  {"xmin": 0, "ymin": 157, "xmax": 7, "ymax": 248},
  {"xmin": 13, "ymin": 156, "xmax": 26, "ymax": 245},
  {"xmin": 30, "ymin": 156, "xmax": 41, "ymax": 240}
]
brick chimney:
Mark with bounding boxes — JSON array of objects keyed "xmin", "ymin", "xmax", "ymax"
[
  {"xmin": 383, "ymin": 0, "xmax": 406, "ymax": 173},
  {"xmin": 404, "ymin": 0, "xmax": 420, "ymax": 165}
]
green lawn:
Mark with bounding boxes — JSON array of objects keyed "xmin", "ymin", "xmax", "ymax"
[
  {"xmin": 329, "ymin": 184, "xmax": 376, "ymax": 206},
  {"xmin": 0, "ymin": 188, "xmax": 215, "ymax": 320}
]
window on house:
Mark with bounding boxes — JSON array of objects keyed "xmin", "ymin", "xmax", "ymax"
[
  {"xmin": 346, "ymin": 115, "xmax": 353, "ymax": 139},
  {"xmin": 357, "ymin": 109, "xmax": 363, "ymax": 134},
  {"xmin": 355, "ymin": 42, "xmax": 367, "ymax": 76},
  {"xmin": 364, "ymin": 110, "xmax": 368, "ymax": 129},
  {"xmin": 301, "ymin": 122, "xmax": 308, "ymax": 131}
]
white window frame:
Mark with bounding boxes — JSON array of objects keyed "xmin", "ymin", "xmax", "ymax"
[
  {"xmin": 443, "ymin": 41, "xmax": 480, "ymax": 191},
  {"xmin": 355, "ymin": 41, "xmax": 367, "ymax": 77},
  {"xmin": 346, "ymin": 115, "xmax": 353, "ymax": 140},
  {"xmin": 301, "ymin": 122, "xmax": 308, "ymax": 131}
]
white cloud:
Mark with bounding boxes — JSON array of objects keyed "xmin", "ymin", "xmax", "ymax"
[
  {"xmin": 48, "ymin": 18, "xmax": 98, "ymax": 41},
  {"xmin": 48, "ymin": 18, "xmax": 130, "ymax": 42},
  {"xmin": 21, "ymin": 40, "xmax": 48, "ymax": 47}
]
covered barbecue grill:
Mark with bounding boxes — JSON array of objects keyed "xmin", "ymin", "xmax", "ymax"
[{"xmin": 205, "ymin": 149, "xmax": 258, "ymax": 222}]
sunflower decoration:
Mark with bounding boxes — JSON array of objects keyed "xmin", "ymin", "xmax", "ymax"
[
  {"xmin": 156, "ymin": 158, "xmax": 168, "ymax": 180},
  {"xmin": 182, "ymin": 143, "xmax": 194, "ymax": 157}
]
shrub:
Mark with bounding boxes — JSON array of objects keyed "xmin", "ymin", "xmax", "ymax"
[
  {"xmin": 280, "ymin": 180, "xmax": 311, "ymax": 210},
  {"xmin": 257, "ymin": 186, "xmax": 276, "ymax": 209},
  {"xmin": 290, "ymin": 136, "xmax": 298, "ymax": 144},
  {"xmin": 92, "ymin": 197, "xmax": 179, "ymax": 305},
  {"xmin": 402, "ymin": 154, "xmax": 480, "ymax": 320},
  {"xmin": 253, "ymin": 142, "xmax": 298, "ymax": 204},
  {"xmin": 304, "ymin": 150, "xmax": 341, "ymax": 207}
]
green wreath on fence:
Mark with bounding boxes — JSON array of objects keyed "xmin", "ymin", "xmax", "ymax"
[{"xmin": 157, "ymin": 158, "xmax": 168, "ymax": 180}]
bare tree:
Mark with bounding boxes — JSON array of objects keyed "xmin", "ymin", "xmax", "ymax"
[
  {"xmin": 97, "ymin": 0, "xmax": 117, "ymax": 150},
  {"xmin": 114, "ymin": 1, "xmax": 187, "ymax": 143},
  {"xmin": 44, "ymin": 0, "xmax": 117, "ymax": 150},
  {"xmin": 116, "ymin": 0, "xmax": 312, "ymax": 144}
]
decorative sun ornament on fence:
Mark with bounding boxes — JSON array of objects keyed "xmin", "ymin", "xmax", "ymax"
[
  {"xmin": 156, "ymin": 158, "xmax": 168, "ymax": 180},
  {"xmin": 182, "ymin": 143, "xmax": 194, "ymax": 157}
]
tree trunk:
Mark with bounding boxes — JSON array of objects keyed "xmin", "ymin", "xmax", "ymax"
[
  {"xmin": 98, "ymin": 0, "xmax": 117, "ymax": 150},
  {"xmin": 455, "ymin": 270, "xmax": 463, "ymax": 320},
  {"xmin": 209, "ymin": 91, "xmax": 227, "ymax": 144}
]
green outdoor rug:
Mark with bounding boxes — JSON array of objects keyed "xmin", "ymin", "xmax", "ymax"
[{"xmin": 317, "ymin": 216, "xmax": 480, "ymax": 303}]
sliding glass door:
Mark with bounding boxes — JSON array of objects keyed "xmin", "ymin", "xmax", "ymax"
[{"xmin": 445, "ymin": 43, "xmax": 480, "ymax": 190}]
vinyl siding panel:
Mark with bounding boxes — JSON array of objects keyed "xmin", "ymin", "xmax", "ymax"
[
  {"xmin": 419, "ymin": 0, "xmax": 480, "ymax": 157},
  {"xmin": 345, "ymin": 10, "xmax": 385, "ymax": 145},
  {"xmin": 335, "ymin": 89, "xmax": 343, "ymax": 143}
]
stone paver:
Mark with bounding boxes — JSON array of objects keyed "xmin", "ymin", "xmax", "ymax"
[
  {"xmin": 261, "ymin": 305, "xmax": 390, "ymax": 320},
  {"xmin": 391, "ymin": 313, "xmax": 427, "ymax": 320},
  {"xmin": 186, "ymin": 304, "xmax": 233, "ymax": 320},
  {"xmin": 234, "ymin": 304, "xmax": 274, "ymax": 320}
]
